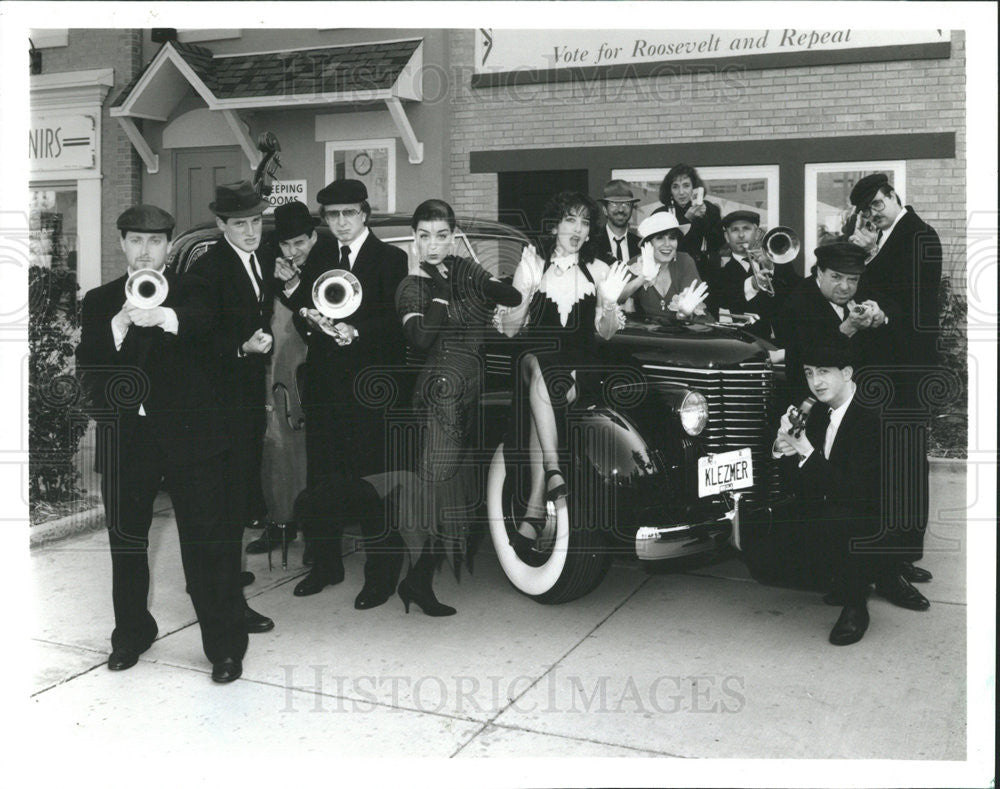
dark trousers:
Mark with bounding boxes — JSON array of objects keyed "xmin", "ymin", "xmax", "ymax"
[
  {"xmin": 742, "ymin": 499, "xmax": 890, "ymax": 603},
  {"xmin": 101, "ymin": 419, "xmax": 247, "ymax": 663},
  {"xmin": 226, "ymin": 368, "xmax": 268, "ymax": 527}
]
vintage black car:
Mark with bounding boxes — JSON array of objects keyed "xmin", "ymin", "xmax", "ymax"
[{"xmin": 170, "ymin": 214, "xmax": 780, "ymax": 604}]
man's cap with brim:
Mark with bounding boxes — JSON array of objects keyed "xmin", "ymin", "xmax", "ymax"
[{"xmin": 209, "ymin": 181, "xmax": 270, "ymax": 218}]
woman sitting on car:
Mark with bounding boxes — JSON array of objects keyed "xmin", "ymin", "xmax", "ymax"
[
  {"xmin": 394, "ymin": 199, "xmax": 522, "ymax": 615},
  {"xmin": 619, "ymin": 209, "xmax": 712, "ymax": 322},
  {"xmin": 494, "ymin": 191, "xmax": 631, "ymax": 553}
]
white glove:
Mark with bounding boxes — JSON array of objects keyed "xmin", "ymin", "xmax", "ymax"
[
  {"xmin": 639, "ymin": 244, "xmax": 658, "ymax": 282},
  {"xmin": 512, "ymin": 244, "xmax": 543, "ymax": 295},
  {"xmin": 670, "ymin": 280, "xmax": 709, "ymax": 318},
  {"xmin": 597, "ymin": 261, "xmax": 632, "ymax": 306}
]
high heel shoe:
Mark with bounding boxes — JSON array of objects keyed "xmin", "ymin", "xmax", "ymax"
[
  {"xmin": 397, "ymin": 576, "xmax": 457, "ymax": 617},
  {"xmin": 509, "ymin": 515, "xmax": 546, "ymax": 552},
  {"xmin": 544, "ymin": 468, "xmax": 568, "ymax": 502}
]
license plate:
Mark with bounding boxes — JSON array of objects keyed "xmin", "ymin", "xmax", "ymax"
[{"xmin": 698, "ymin": 448, "xmax": 754, "ymax": 497}]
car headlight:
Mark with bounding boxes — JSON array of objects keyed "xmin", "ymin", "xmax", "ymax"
[{"xmin": 678, "ymin": 390, "xmax": 708, "ymax": 436}]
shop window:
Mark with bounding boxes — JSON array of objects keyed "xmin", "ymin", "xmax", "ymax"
[
  {"xmin": 612, "ymin": 165, "xmax": 780, "ymax": 229},
  {"xmin": 29, "ymin": 184, "xmax": 78, "ymax": 272},
  {"xmin": 804, "ymin": 161, "xmax": 906, "ymax": 268},
  {"xmin": 325, "ymin": 139, "xmax": 396, "ymax": 213}
]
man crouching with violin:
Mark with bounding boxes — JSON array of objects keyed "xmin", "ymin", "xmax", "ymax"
[{"xmin": 758, "ymin": 342, "xmax": 892, "ymax": 646}]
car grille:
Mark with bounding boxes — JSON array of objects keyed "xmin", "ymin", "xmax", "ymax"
[{"xmin": 640, "ymin": 360, "xmax": 780, "ymax": 505}]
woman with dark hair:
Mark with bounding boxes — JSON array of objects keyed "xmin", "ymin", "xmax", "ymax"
[
  {"xmin": 394, "ymin": 198, "xmax": 522, "ymax": 615},
  {"xmin": 495, "ymin": 191, "xmax": 631, "ymax": 552},
  {"xmin": 658, "ymin": 163, "xmax": 726, "ymax": 285}
]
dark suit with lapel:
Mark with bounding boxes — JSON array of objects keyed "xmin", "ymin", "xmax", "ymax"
[
  {"xmin": 593, "ymin": 227, "xmax": 641, "ymax": 265},
  {"xmin": 712, "ymin": 256, "xmax": 800, "ymax": 340},
  {"xmin": 774, "ymin": 277, "xmax": 892, "ymax": 406},
  {"xmin": 858, "ymin": 207, "xmax": 942, "ymax": 562},
  {"xmin": 76, "ymin": 271, "xmax": 246, "ymax": 663},
  {"xmin": 283, "ymin": 228, "xmax": 407, "ymax": 579},
  {"xmin": 189, "ymin": 238, "xmax": 276, "ymax": 528}
]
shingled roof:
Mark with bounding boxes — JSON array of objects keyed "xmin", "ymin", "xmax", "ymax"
[{"xmin": 112, "ymin": 38, "xmax": 422, "ymax": 108}]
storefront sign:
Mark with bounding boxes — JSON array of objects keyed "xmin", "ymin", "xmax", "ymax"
[
  {"xmin": 29, "ymin": 114, "xmax": 97, "ymax": 171},
  {"xmin": 263, "ymin": 180, "xmax": 308, "ymax": 213},
  {"xmin": 473, "ymin": 29, "xmax": 951, "ymax": 85}
]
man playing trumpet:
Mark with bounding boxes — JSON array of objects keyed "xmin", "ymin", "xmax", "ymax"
[{"xmin": 76, "ymin": 206, "xmax": 249, "ymax": 682}]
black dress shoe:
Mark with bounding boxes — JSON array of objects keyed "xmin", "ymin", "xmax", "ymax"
[
  {"xmin": 107, "ymin": 646, "xmax": 141, "ymax": 671},
  {"xmin": 211, "ymin": 657, "xmax": 242, "ymax": 683},
  {"xmin": 354, "ymin": 581, "xmax": 394, "ymax": 610},
  {"xmin": 246, "ymin": 523, "xmax": 298, "ymax": 555},
  {"xmin": 875, "ymin": 574, "xmax": 930, "ymax": 611},
  {"xmin": 829, "ymin": 604, "xmax": 870, "ymax": 646},
  {"xmin": 240, "ymin": 571, "xmax": 255, "ymax": 587},
  {"xmin": 244, "ymin": 605, "xmax": 274, "ymax": 633},
  {"xmin": 900, "ymin": 561, "xmax": 933, "ymax": 583},
  {"xmin": 293, "ymin": 566, "xmax": 345, "ymax": 597}
]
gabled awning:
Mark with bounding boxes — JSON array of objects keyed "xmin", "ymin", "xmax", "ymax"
[{"xmin": 110, "ymin": 38, "xmax": 424, "ymax": 173}]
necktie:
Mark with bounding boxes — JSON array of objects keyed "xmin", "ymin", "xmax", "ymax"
[
  {"xmin": 614, "ymin": 237, "xmax": 624, "ymax": 263},
  {"xmin": 249, "ymin": 253, "xmax": 263, "ymax": 300},
  {"xmin": 875, "ymin": 229, "xmax": 884, "ymax": 251},
  {"xmin": 340, "ymin": 245, "xmax": 351, "ymax": 270}
]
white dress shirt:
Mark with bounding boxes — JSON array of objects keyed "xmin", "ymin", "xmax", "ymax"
[
  {"xmin": 871, "ymin": 206, "xmax": 907, "ymax": 256},
  {"xmin": 225, "ymin": 238, "xmax": 263, "ymax": 300},
  {"xmin": 799, "ymin": 383, "xmax": 856, "ymax": 465},
  {"xmin": 605, "ymin": 226, "xmax": 630, "ymax": 262},
  {"xmin": 339, "ymin": 228, "xmax": 369, "ymax": 270}
]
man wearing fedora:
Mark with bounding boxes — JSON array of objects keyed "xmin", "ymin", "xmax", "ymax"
[
  {"xmin": 279, "ymin": 179, "xmax": 408, "ymax": 608},
  {"xmin": 76, "ymin": 205, "xmax": 247, "ymax": 682},
  {"xmin": 594, "ymin": 179, "xmax": 642, "ymax": 265},
  {"xmin": 846, "ymin": 172, "xmax": 942, "ymax": 604},
  {"xmin": 188, "ymin": 180, "xmax": 276, "ymax": 636}
]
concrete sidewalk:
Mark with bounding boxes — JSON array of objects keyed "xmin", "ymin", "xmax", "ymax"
[{"xmin": 29, "ymin": 471, "xmax": 967, "ymax": 761}]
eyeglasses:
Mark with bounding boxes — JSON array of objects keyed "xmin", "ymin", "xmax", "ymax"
[
  {"xmin": 860, "ymin": 197, "xmax": 887, "ymax": 217},
  {"xmin": 324, "ymin": 208, "xmax": 362, "ymax": 220}
]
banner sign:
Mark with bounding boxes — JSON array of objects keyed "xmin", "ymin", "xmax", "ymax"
[
  {"xmin": 473, "ymin": 29, "xmax": 950, "ymax": 85},
  {"xmin": 29, "ymin": 114, "xmax": 97, "ymax": 171}
]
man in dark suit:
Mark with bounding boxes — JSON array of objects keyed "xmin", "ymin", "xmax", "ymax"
[
  {"xmin": 76, "ymin": 205, "xmax": 247, "ymax": 682},
  {"xmin": 767, "ymin": 343, "xmax": 891, "ymax": 645},
  {"xmin": 848, "ymin": 172, "xmax": 941, "ymax": 602},
  {"xmin": 280, "ymin": 179, "xmax": 407, "ymax": 607},
  {"xmin": 187, "ymin": 181, "xmax": 276, "ymax": 634},
  {"xmin": 713, "ymin": 210, "xmax": 799, "ymax": 340},
  {"xmin": 594, "ymin": 179, "xmax": 642, "ymax": 264},
  {"xmin": 775, "ymin": 241, "xmax": 892, "ymax": 406}
]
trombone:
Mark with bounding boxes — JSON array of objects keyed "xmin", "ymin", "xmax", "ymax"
[
  {"xmin": 125, "ymin": 268, "xmax": 169, "ymax": 309},
  {"xmin": 311, "ymin": 269, "xmax": 362, "ymax": 319},
  {"xmin": 745, "ymin": 226, "xmax": 800, "ymax": 296}
]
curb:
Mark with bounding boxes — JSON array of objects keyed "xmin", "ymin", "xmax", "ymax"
[
  {"xmin": 928, "ymin": 456, "xmax": 967, "ymax": 474},
  {"xmin": 30, "ymin": 506, "xmax": 105, "ymax": 549}
]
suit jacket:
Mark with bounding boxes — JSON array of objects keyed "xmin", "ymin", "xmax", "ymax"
[
  {"xmin": 786, "ymin": 395, "xmax": 883, "ymax": 523},
  {"xmin": 711, "ymin": 257, "xmax": 800, "ymax": 339},
  {"xmin": 593, "ymin": 227, "xmax": 641, "ymax": 264},
  {"xmin": 775, "ymin": 277, "xmax": 893, "ymax": 404},
  {"xmin": 861, "ymin": 207, "xmax": 942, "ymax": 374},
  {"xmin": 75, "ymin": 271, "xmax": 228, "ymax": 471},
  {"xmin": 187, "ymin": 238, "xmax": 276, "ymax": 408},
  {"xmin": 283, "ymin": 229, "xmax": 407, "ymax": 399}
]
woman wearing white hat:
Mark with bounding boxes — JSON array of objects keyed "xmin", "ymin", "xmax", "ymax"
[{"xmin": 620, "ymin": 209, "xmax": 711, "ymax": 321}]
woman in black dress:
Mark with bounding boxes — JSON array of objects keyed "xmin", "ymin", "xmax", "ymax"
[
  {"xmin": 658, "ymin": 163, "xmax": 726, "ymax": 287},
  {"xmin": 495, "ymin": 191, "xmax": 631, "ymax": 551},
  {"xmin": 395, "ymin": 199, "xmax": 521, "ymax": 614}
]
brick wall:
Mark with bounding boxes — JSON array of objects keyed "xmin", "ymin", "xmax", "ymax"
[
  {"xmin": 448, "ymin": 30, "xmax": 967, "ymax": 279},
  {"xmin": 40, "ymin": 29, "xmax": 144, "ymax": 284}
]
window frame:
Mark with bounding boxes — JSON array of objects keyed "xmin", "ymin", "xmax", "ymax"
[{"xmin": 324, "ymin": 139, "xmax": 397, "ymax": 213}]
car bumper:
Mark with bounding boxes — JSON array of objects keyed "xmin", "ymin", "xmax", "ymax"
[{"xmin": 633, "ymin": 495, "xmax": 742, "ymax": 561}]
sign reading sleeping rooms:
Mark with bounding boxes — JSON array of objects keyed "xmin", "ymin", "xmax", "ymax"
[
  {"xmin": 29, "ymin": 114, "xmax": 97, "ymax": 171},
  {"xmin": 264, "ymin": 180, "xmax": 308, "ymax": 214}
]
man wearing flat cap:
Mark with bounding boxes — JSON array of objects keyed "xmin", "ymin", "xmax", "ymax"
[
  {"xmin": 76, "ymin": 205, "xmax": 248, "ymax": 682},
  {"xmin": 746, "ymin": 341, "xmax": 890, "ymax": 646},
  {"xmin": 847, "ymin": 172, "xmax": 942, "ymax": 603},
  {"xmin": 713, "ymin": 210, "xmax": 800, "ymax": 339},
  {"xmin": 280, "ymin": 179, "xmax": 407, "ymax": 606},
  {"xmin": 594, "ymin": 180, "xmax": 642, "ymax": 265},
  {"xmin": 775, "ymin": 241, "xmax": 891, "ymax": 405}
]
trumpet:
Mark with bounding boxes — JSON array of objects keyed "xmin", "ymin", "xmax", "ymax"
[
  {"xmin": 745, "ymin": 226, "xmax": 800, "ymax": 296},
  {"xmin": 125, "ymin": 268, "xmax": 169, "ymax": 309},
  {"xmin": 311, "ymin": 269, "xmax": 362, "ymax": 320}
]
